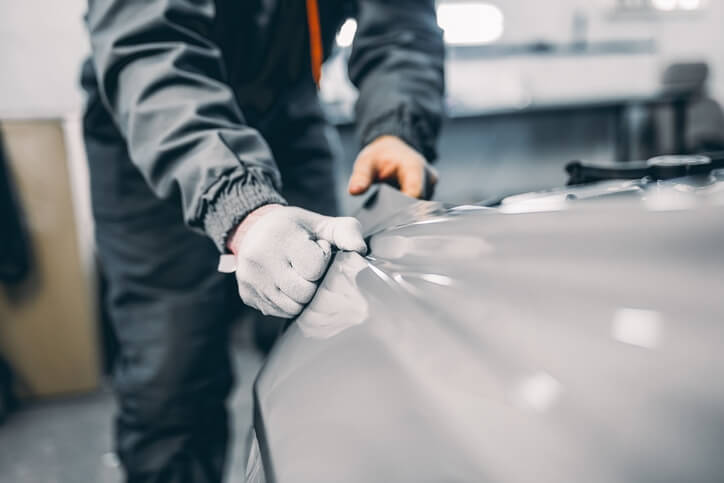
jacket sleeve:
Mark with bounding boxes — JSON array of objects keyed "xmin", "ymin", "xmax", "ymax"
[
  {"xmin": 348, "ymin": 0, "xmax": 446, "ymax": 162},
  {"xmin": 86, "ymin": 0, "xmax": 286, "ymax": 252}
]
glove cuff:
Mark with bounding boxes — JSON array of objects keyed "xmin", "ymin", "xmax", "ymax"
[{"xmin": 203, "ymin": 172, "xmax": 287, "ymax": 253}]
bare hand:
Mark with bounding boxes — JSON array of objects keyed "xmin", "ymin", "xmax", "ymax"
[{"xmin": 347, "ymin": 135, "xmax": 438, "ymax": 199}]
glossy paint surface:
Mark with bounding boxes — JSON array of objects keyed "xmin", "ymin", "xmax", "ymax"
[{"xmin": 253, "ymin": 177, "xmax": 724, "ymax": 483}]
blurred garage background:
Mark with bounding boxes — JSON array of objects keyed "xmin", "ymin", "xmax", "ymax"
[{"xmin": 0, "ymin": 0, "xmax": 722, "ymax": 481}]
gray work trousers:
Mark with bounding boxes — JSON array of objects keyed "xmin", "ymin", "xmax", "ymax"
[{"xmin": 81, "ymin": 61, "xmax": 339, "ymax": 483}]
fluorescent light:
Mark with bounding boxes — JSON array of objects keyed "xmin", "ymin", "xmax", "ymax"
[
  {"xmin": 678, "ymin": 0, "xmax": 701, "ymax": 9},
  {"xmin": 651, "ymin": 0, "xmax": 677, "ymax": 10},
  {"xmin": 336, "ymin": 18, "xmax": 357, "ymax": 48},
  {"xmin": 437, "ymin": 2, "xmax": 504, "ymax": 45}
]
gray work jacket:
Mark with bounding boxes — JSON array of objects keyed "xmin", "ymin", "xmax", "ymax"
[{"xmin": 86, "ymin": 0, "xmax": 445, "ymax": 252}]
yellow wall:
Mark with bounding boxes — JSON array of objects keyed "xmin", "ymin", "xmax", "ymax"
[{"xmin": 0, "ymin": 120, "xmax": 100, "ymax": 398}]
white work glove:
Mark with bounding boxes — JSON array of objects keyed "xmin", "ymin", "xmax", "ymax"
[{"xmin": 219, "ymin": 204, "xmax": 367, "ymax": 318}]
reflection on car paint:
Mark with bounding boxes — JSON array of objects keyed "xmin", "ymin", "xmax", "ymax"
[
  {"xmin": 253, "ymin": 183, "xmax": 724, "ymax": 483},
  {"xmin": 370, "ymin": 233, "xmax": 494, "ymax": 259},
  {"xmin": 611, "ymin": 308, "xmax": 662, "ymax": 349},
  {"xmin": 511, "ymin": 372, "xmax": 562, "ymax": 413}
]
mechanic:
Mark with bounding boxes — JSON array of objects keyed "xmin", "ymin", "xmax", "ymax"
[{"xmin": 81, "ymin": 0, "xmax": 444, "ymax": 481}]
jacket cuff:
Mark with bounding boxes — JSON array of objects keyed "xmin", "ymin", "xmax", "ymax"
[
  {"xmin": 203, "ymin": 172, "xmax": 287, "ymax": 253},
  {"xmin": 359, "ymin": 105, "xmax": 438, "ymax": 162}
]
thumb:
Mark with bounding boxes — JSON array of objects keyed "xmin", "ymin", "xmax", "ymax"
[{"xmin": 314, "ymin": 216, "xmax": 367, "ymax": 255}]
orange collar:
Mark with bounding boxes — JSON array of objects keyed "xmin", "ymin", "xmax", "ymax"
[{"xmin": 305, "ymin": 0, "xmax": 323, "ymax": 87}]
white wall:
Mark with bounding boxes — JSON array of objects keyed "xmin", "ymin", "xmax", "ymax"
[
  {"xmin": 0, "ymin": 1, "xmax": 94, "ymax": 290},
  {"xmin": 0, "ymin": 0, "xmax": 722, "ymax": 117},
  {"xmin": 0, "ymin": 0, "xmax": 89, "ymax": 119},
  {"xmin": 495, "ymin": 0, "xmax": 724, "ymax": 102}
]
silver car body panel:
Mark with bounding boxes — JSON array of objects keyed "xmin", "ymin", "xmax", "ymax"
[{"xmin": 251, "ymin": 174, "xmax": 724, "ymax": 483}]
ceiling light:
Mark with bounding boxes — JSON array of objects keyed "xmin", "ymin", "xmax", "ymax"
[
  {"xmin": 678, "ymin": 0, "xmax": 701, "ymax": 9},
  {"xmin": 437, "ymin": 2, "xmax": 505, "ymax": 45},
  {"xmin": 651, "ymin": 0, "xmax": 678, "ymax": 10}
]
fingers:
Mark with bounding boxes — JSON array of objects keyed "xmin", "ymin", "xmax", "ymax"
[
  {"xmin": 399, "ymin": 160, "xmax": 425, "ymax": 199},
  {"xmin": 276, "ymin": 269, "xmax": 318, "ymax": 305},
  {"xmin": 232, "ymin": 205, "xmax": 369, "ymax": 320},
  {"xmin": 399, "ymin": 154, "xmax": 439, "ymax": 200},
  {"xmin": 348, "ymin": 152, "xmax": 376, "ymax": 195},
  {"xmin": 347, "ymin": 136, "xmax": 439, "ymax": 200},
  {"xmin": 240, "ymin": 280, "xmax": 304, "ymax": 318},
  {"xmin": 316, "ymin": 239, "xmax": 332, "ymax": 258},
  {"xmin": 314, "ymin": 217, "xmax": 367, "ymax": 255},
  {"xmin": 428, "ymin": 165, "xmax": 439, "ymax": 186},
  {"xmin": 288, "ymin": 236, "xmax": 332, "ymax": 282},
  {"xmin": 255, "ymin": 298, "xmax": 289, "ymax": 318},
  {"xmin": 265, "ymin": 289, "xmax": 303, "ymax": 318},
  {"xmin": 238, "ymin": 282, "xmax": 288, "ymax": 318},
  {"xmin": 423, "ymin": 165, "xmax": 439, "ymax": 200},
  {"xmin": 294, "ymin": 209, "xmax": 367, "ymax": 255}
]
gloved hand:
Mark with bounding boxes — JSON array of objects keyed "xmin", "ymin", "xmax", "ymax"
[
  {"xmin": 348, "ymin": 135, "xmax": 439, "ymax": 199},
  {"xmin": 222, "ymin": 204, "xmax": 366, "ymax": 318}
]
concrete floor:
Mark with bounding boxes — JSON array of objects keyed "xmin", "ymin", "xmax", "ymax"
[{"xmin": 0, "ymin": 327, "xmax": 263, "ymax": 483}]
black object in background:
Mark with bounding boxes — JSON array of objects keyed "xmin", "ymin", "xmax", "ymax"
[
  {"xmin": 0, "ymin": 355, "xmax": 16, "ymax": 425},
  {"xmin": 566, "ymin": 152, "xmax": 724, "ymax": 185},
  {"xmin": 0, "ymin": 133, "xmax": 31, "ymax": 284}
]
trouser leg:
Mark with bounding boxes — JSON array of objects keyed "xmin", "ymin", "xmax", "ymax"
[
  {"xmin": 82, "ymin": 59, "xmax": 239, "ymax": 482},
  {"xmin": 90, "ymin": 158, "xmax": 237, "ymax": 483}
]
